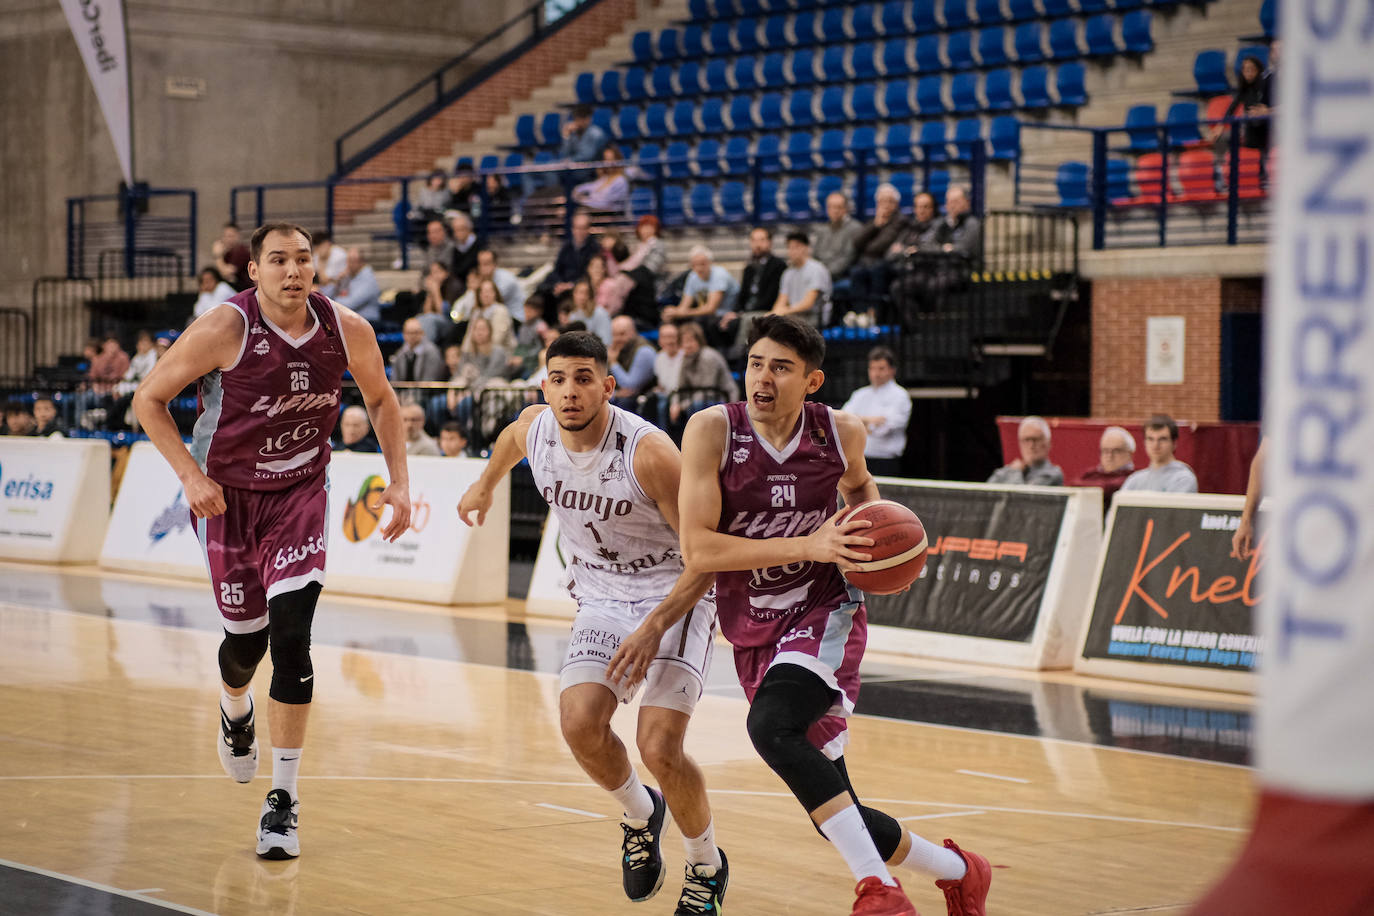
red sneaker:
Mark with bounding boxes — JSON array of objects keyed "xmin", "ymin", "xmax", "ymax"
[
  {"xmin": 851, "ymin": 876, "xmax": 919, "ymax": 915},
  {"xmin": 935, "ymin": 839, "xmax": 991, "ymax": 916}
]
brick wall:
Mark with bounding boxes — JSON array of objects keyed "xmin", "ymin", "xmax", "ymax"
[
  {"xmin": 334, "ymin": 0, "xmax": 637, "ymax": 215},
  {"xmin": 1090, "ymin": 276, "xmax": 1223, "ymax": 422}
]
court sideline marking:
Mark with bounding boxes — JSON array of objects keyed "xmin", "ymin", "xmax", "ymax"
[{"xmin": 0, "ymin": 857, "xmax": 215, "ymax": 915}]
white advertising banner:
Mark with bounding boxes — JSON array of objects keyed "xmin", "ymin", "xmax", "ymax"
[
  {"xmin": 526, "ymin": 513, "xmax": 576, "ymax": 619},
  {"xmin": 0, "ymin": 437, "xmax": 110, "ymax": 563},
  {"xmin": 59, "ymin": 0, "xmax": 134, "ymax": 185},
  {"xmin": 99, "ymin": 442, "xmax": 206, "ymax": 579}
]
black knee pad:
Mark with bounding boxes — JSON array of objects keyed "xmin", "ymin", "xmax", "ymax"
[
  {"xmin": 267, "ymin": 583, "xmax": 320, "ymax": 705},
  {"xmin": 746, "ymin": 664, "xmax": 848, "ymax": 813},
  {"xmin": 820, "ymin": 754, "xmax": 904, "ymax": 859},
  {"xmin": 218, "ymin": 627, "xmax": 269, "ymax": 689}
]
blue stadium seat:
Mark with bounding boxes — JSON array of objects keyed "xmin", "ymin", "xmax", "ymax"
[
  {"xmin": 1105, "ymin": 158, "xmax": 1133, "ymax": 203},
  {"xmin": 1006, "ymin": 0, "xmax": 1039, "ymax": 21},
  {"xmin": 1019, "ymin": 65, "xmax": 1051, "ymax": 107},
  {"xmin": 1056, "ymin": 162, "xmax": 1091, "ymax": 207},
  {"xmin": 788, "ymin": 90, "xmax": 817, "ymax": 126},
  {"xmin": 851, "ymin": 126, "xmax": 878, "ymax": 166},
  {"xmin": 916, "ymin": 75, "xmax": 947, "ymax": 113},
  {"xmin": 704, "ymin": 58, "xmax": 730, "ymax": 94},
  {"xmin": 670, "ymin": 100, "xmax": 697, "ymax": 135},
  {"xmin": 538, "ymin": 112, "xmax": 562, "ymax": 147},
  {"xmin": 530, "ymin": 150, "xmax": 556, "ymax": 188},
  {"xmin": 650, "ymin": 65, "xmax": 675, "ymax": 98},
  {"xmin": 636, "ymin": 143, "xmax": 662, "ymax": 179},
  {"xmin": 661, "ymin": 185, "xmax": 686, "ymax": 226},
  {"xmin": 734, "ymin": 19, "xmax": 760, "ymax": 53},
  {"xmin": 946, "ymin": 31, "xmax": 976, "ymax": 69},
  {"xmin": 943, "ymin": 0, "xmax": 974, "ymax": 31},
  {"xmin": 574, "ymin": 72, "xmax": 596, "ymax": 105},
  {"xmin": 851, "ymin": 83, "xmax": 879, "ymax": 121},
  {"xmin": 1114, "ymin": 0, "xmax": 1144, "ymax": 8},
  {"xmin": 792, "ymin": 11, "xmax": 819, "ymax": 44},
  {"xmin": 629, "ymin": 186, "xmax": 655, "ymax": 219},
  {"xmin": 688, "ymin": 0, "xmax": 711, "ymax": 20},
  {"xmin": 689, "ymin": 184, "xmax": 717, "ymax": 224},
  {"xmin": 820, "ymin": 8, "xmax": 847, "ymax": 42},
  {"xmin": 889, "ymin": 172, "xmax": 915, "ymax": 207},
  {"xmin": 953, "ymin": 118, "xmax": 983, "ymax": 160},
  {"xmin": 737, "ymin": 0, "xmax": 763, "ymax": 15},
  {"xmin": 1259, "ymin": 0, "xmax": 1276, "ymax": 38},
  {"xmin": 681, "ymin": 24, "xmax": 708, "ymax": 58},
  {"xmin": 1056, "ymin": 61, "xmax": 1087, "ymax": 105},
  {"xmin": 479, "ymin": 154, "xmax": 500, "ymax": 172},
  {"xmin": 456, "ymin": 156, "xmax": 474, "ymax": 171},
  {"xmin": 1192, "ymin": 50, "xmax": 1230, "ymax": 96},
  {"xmin": 820, "ymin": 86, "xmax": 848, "ymax": 123},
  {"xmin": 784, "ymin": 132, "xmax": 815, "ymax": 170},
  {"xmin": 762, "ymin": 15, "xmax": 789, "ymax": 49},
  {"xmin": 850, "ymin": 4, "xmax": 880, "ymax": 39},
  {"xmin": 851, "ymin": 43, "xmax": 880, "ymax": 80},
  {"xmin": 759, "ymin": 92, "xmax": 785, "ymax": 128},
  {"xmin": 820, "ymin": 45, "xmax": 848, "ymax": 82},
  {"xmin": 926, "ymin": 168, "xmax": 950, "ymax": 201},
  {"xmin": 756, "ymin": 179, "xmax": 780, "ymax": 222},
  {"xmin": 761, "ymin": 53, "xmax": 787, "ymax": 88},
  {"xmin": 919, "ymin": 120, "xmax": 949, "ymax": 161},
  {"xmin": 632, "ymin": 31, "xmax": 654, "ymax": 64},
  {"xmin": 623, "ymin": 67, "xmax": 647, "ymax": 101},
  {"xmin": 1165, "ymin": 101, "xmax": 1203, "ymax": 147},
  {"xmin": 984, "ymin": 68, "xmax": 1016, "ymax": 110},
  {"xmin": 756, "ymin": 134, "xmax": 782, "ymax": 172},
  {"xmin": 1078, "ymin": 0, "xmax": 1110, "ymax": 12},
  {"xmin": 1048, "ymin": 19, "xmax": 1081, "ymax": 59},
  {"xmin": 1040, "ymin": 0, "xmax": 1075, "ymax": 17},
  {"xmin": 975, "ymin": 0, "xmax": 1008, "ymax": 22},
  {"xmin": 1121, "ymin": 10, "xmax": 1153, "ymax": 53},
  {"xmin": 732, "ymin": 57, "xmax": 759, "ymax": 91},
  {"xmin": 723, "ymin": 136, "xmax": 751, "ymax": 174},
  {"xmin": 978, "ymin": 27, "xmax": 1010, "ymax": 67},
  {"xmin": 1083, "ymin": 15, "xmax": 1120, "ymax": 56},
  {"xmin": 701, "ymin": 97, "xmax": 727, "ymax": 134},
  {"xmin": 789, "ymin": 49, "xmax": 817, "ymax": 84},
  {"xmin": 1013, "ymin": 21, "xmax": 1046, "ymax": 62},
  {"xmin": 915, "ymin": 35, "xmax": 944, "ymax": 72},
  {"xmin": 515, "ymin": 114, "xmax": 538, "ymax": 148},
  {"xmin": 677, "ymin": 61, "xmax": 702, "ymax": 95},
  {"xmin": 951, "ymin": 72, "xmax": 981, "ymax": 112},
  {"xmin": 819, "ymin": 129, "xmax": 848, "ymax": 168},
  {"xmin": 988, "ymin": 116, "xmax": 1021, "ymax": 160},
  {"xmin": 912, "ymin": 0, "xmax": 941, "ymax": 33},
  {"xmin": 884, "ymin": 122, "xmax": 916, "ymax": 165},
  {"xmin": 592, "ymin": 106, "xmax": 614, "ymax": 138},
  {"xmin": 617, "ymin": 106, "xmax": 642, "ymax": 140},
  {"xmin": 816, "ymin": 174, "xmax": 844, "ymax": 206},
  {"xmin": 880, "ymin": 1, "xmax": 910, "ymax": 35},
  {"xmin": 1123, "ymin": 104, "xmax": 1160, "ymax": 152},
  {"xmin": 708, "ymin": 21, "xmax": 734, "ymax": 55},
  {"xmin": 665, "ymin": 141, "xmax": 693, "ymax": 180},
  {"xmin": 720, "ymin": 181, "xmax": 748, "ymax": 221},
  {"xmin": 881, "ymin": 39, "xmax": 913, "ymax": 76},
  {"xmin": 783, "ymin": 178, "xmax": 815, "ymax": 219},
  {"xmin": 644, "ymin": 102, "xmax": 669, "ymax": 138},
  {"xmin": 883, "ymin": 80, "xmax": 914, "ymax": 118},
  {"xmin": 657, "ymin": 28, "xmax": 680, "ymax": 60},
  {"xmin": 728, "ymin": 95, "xmax": 756, "ymax": 130}
]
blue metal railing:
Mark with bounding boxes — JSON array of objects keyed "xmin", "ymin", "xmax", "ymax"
[
  {"xmin": 333, "ymin": 0, "xmax": 603, "ymax": 176},
  {"xmin": 66, "ymin": 186, "xmax": 197, "ymax": 279}
]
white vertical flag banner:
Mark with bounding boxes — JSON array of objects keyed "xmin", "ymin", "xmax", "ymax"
[{"xmin": 59, "ymin": 0, "xmax": 133, "ymax": 185}]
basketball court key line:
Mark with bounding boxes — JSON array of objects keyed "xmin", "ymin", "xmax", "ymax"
[
  {"xmin": 0, "ymin": 858, "xmax": 216, "ymax": 916},
  {"xmin": 956, "ymin": 769, "xmax": 1032, "ymax": 784},
  {"xmin": 535, "ymin": 802, "xmax": 608, "ymax": 819}
]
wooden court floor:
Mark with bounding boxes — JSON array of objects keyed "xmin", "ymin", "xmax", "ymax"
[{"xmin": 0, "ymin": 562, "xmax": 1256, "ymax": 915}]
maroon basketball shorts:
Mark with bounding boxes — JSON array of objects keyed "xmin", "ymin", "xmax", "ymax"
[
  {"xmin": 733, "ymin": 595, "xmax": 868, "ymax": 760},
  {"xmin": 193, "ymin": 470, "xmax": 328, "ymax": 634}
]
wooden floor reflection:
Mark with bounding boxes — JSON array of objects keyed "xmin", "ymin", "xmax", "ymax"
[{"xmin": 0, "ymin": 563, "xmax": 1255, "ymax": 915}]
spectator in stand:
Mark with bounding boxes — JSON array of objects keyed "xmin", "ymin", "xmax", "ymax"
[
  {"xmin": 669, "ymin": 320, "xmax": 738, "ymax": 427},
  {"xmin": 607, "ymin": 315, "xmax": 657, "ymax": 405},
  {"xmin": 812, "ymin": 192, "xmax": 864, "ymax": 282},
  {"xmin": 653, "ymin": 320, "xmax": 684, "ymax": 396},
  {"xmin": 447, "ymin": 163, "xmax": 479, "ymax": 215},
  {"xmin": 1070, "ymin": 426, "xmax": 1137, "ymax": 507},
  {"xmin": 401, "ymin": 402, "xmax": 441, "ymax": 457},
  {"xmin": 192, "ymin": 266, "xmax": 238, "ymax": 322},
  {"xmin": 418, "ymin": 259, "xmax": 460, "ymax": 345},
  {"xmin": 509, "ymin": 295, "xmax": 549, "ymax": 379},
  {"xmin": 584, "ymin": 253, "xmax": 612, "ymax": 314},
  {"xmin": 212, "ymin": 222, "xmax": 253, "ymax": 291},
  {"xmin": 846, "ymin": 183, "xmax": 910, "ymax": 322},
  {"xmin": 565, "ymin": 278, "xmax": 613, "ymax": 346},
  {"xmin": 1215, "ymin": 50, "xmax": 1273, "ymax": 151},
  {"xmin": 841, "ymin": 346, "xmax": 911, "ymax": 477},
  {"xmin": 559, "ymin": 104, "xmax": 610, "ymax": 183},
  {"xmin": 726, "ymin": 227, "xmax": 787, "ymax": 339},
  {"xmin": 87, "ymin": 333, "xmax": 131, "ymax": 394},
  {"xmin": 110, "ymin": 329, "xmax": 158, "ymax": 429},
  {"xmin": 572, "ymin": 147, "xmax": 631, "ymax": 214},
  {"xmin": 769, "ymin": 230, "xmax": 832, "ymax": 327},
  {"xmin": 482, "ymin": 172, "xmax": 513, "ymax": 226},
  {"xmin": 312, "ymin": 231, "xmax": 349, "ymax": 294},
  {"xmin": 475, "ymin": 248, "xmax": 525, "ymax": 322},
  {"xmin": 446, "ymin": 315, "xmax": 510, "ymax": 436},
  {"xmin": 988, "ymin": 416, "xmax": 1064, "ymax": 486},
  {"xmin": 887, "ymin": 192, "xmax": 944, "ymax": 321},
  {"xmin": 154, "ymin": 333, "xmax": 174, "ymax": 360},
  {"xmin": 414, "ymin": 170, "xmax": 453, "ymax": 222},
  {"xmin": 335, "ymin": 405, "xmax": 380, "ymax": 453},
  {"xmin": 599, "ymin": 225, "xmax": 661, "ymax": 330},
  {"xmin": 622, "ymin": 215, "xmax": 668, "ymax": 280},
  {"xmin": 390, "ymin": 317, "xmax": 448, "ymax": 390},
  {"xmin": 933, "ymin": 185, "xmax": 982, "ymax": 263},
  {"xmin": 32, "ymin": 396, "xmax": 65, "ymax": 437},
  {"xmin": 462, "ymin": 278, "xmax": 517, "ymax": 352},
  {"xmin": 332, "ymin": 247, "xmax": 383, "ymax": 324},
  {"xmin": 662, "ymin": 245, "xmax": 740, "ymax": 347},
  {"xmin": 438, "ymin": 420, "xmax": 471, "ymax": 458},
  {"xmin": 447, "ymin": 211, "xmax": 480, "ymax": 281},
  {"xmin": 448, "ymin": 268, "xmax": 482, "ymax": 329},
  {"xmin": 2, "ymin": 401, "xmax": 35, "ymax": 436},
  {"xmin": 1121, "ymin": 414, "xmax": 1198, "ymax": 493},
  {"xmin": 421, "ymin": 219, "xmax": 455, "ymax": 278},
  {"xmin": 540, "ymin": 211, "xmax": 600, "ymax": 308}
]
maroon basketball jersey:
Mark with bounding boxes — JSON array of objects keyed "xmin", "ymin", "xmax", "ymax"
[
  {"xmin": 714, "ymin": 400, "xmax": 859, "ymax": 647},
  {"xmin": 191, "ymin": 289, "xmax": 350, "ymax": 491}
]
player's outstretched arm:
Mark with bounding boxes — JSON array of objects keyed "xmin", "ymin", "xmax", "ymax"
[
  {"xmin": 457, "ymin": 404, "xmax": 546, "ymax": 527},
  {"xmin": 132, "ymin": 305, "xmax": 244, "ymax": 519},
  {"xmin": 605, "ymin": 431, "xmax": 716, "ymax": 689},
  {"xmin": 1232, "ymin": 437, "xmax": 1266, "ymax": 560},
  {"xmin": 678, "ymin": 408, "xmax": 874, "ymax": 574},
  {"xmin": 339, "ymin": 306, "xmax": 411, "ymax": 541},
  {"xmin": 833, "ymin": 410, "xmax": 881, "ymax": 509}
]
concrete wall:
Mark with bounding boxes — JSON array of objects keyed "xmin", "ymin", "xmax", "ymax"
[{"xmin": 0, "ymin": 0, "xmax": 527, "ymax": 319}]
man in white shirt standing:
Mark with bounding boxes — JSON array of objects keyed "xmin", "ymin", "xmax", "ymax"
[
  {"xmin": 841, "ymin": 346, "xmax": 911, "ymax": 477},
  {"xmin": 1120, "ymin": 414, "xmax": 1198, "ymax": 493}
]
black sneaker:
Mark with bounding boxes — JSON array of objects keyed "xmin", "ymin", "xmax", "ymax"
[
  {"xmin": 674, "ymin": 847, "xmax": 729, "ymax": 914},
  {"xmin": 217, "ymin": 700, "xmax": 258, "ymax": 784},
  {"xmin": 255, "ymin": 789, "xmax": 300, "ymax": 860},
  {"xmin": 620, "ymin": 786, "xmax": 669, "ymax": 902}
]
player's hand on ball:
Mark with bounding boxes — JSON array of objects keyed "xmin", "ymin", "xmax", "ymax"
[
  {"xmin": 457, "ymin": 485, "xmax": 491, "ymax": 527},
  {"xmin": 606, "ymin": 623, "xmax": 663, "ymax": 690},
  {"xmin": 184, "ymin": 471, "xmax": 227, "ymax": 519},
  {"xmin": 375, "ymin": 482, "xmax": 411, "ymax": 542},
  {"xmin": 807, "ymin": 506, "xmax": 874, "ymax": 571}
]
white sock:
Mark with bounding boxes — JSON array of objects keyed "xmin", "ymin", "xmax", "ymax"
[
  {"xmin": 221, "ymin": 687, "xmax": 251, "ymax": 722},
  {"xmin": 682, "ymin": 819, "xmax": 722, "ymax": 868},
  {"xmin": 611, "ymin": 770, "xmax": 655, "ymax": 821},
  {"xmin": 899, "ymin": 833, "xmax": 967, "ymax": 881},
  {"xmin": 272, "ymin": 747, "xmax": 303, "ymax": 798},
  {"xmin": 819, "ymin": 806, "xmax": 897, "ymax": 887}
]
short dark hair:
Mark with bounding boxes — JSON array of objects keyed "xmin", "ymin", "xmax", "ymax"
[
  {"xmin": 313, "ymin": 230, "xmax": 332, "ymax": 244},
  {"xmin": 868, "ymin": 346, "xmax": 896, "ymax": 367},
  {"xmin": 1144, "ymin": 414, "xmax": 1179, "ymax": 440},
  {"xmin": 4, "ymin": 400, "xmax": 30, "ymax": 416},
  {"xmin": 747, "ymin": 314, "xmax": 826, "ymax": 370},
  {"xmin": 571, "ymin": 104, "xmax": 592, "ymax": 120},
  {"xmin": 477, "ymin": 247, "xmax": 496, "ymax": 262},
  {"xmin": 785, "ymin": 230, "xmax": 810, "ymax": 246},
  {"xmin": 547, "ymin": 330, "xmax": 607, "ymax": 370},
  {"xmin": 200, "ymin": 265, "xmax": 225, "ymax": 283},
  {"xmin": 440, "ymin": 421, "xmax": 466, "ymax": 437},
  {"xmin": 250, "ymin": 222, "xmax": 313, "ymax": 262}
]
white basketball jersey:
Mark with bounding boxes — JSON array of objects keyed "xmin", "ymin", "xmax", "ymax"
[{"xmin": 526, "ymin": 405, "xmax": 684, "ymax": 602}]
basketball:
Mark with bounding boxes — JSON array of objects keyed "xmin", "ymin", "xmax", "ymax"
[
  {"xmin": 342, "ymin": 474, "xmax": 387, "ymax": 543},
  {"xmin": 837, "ymin": 499, "xmax": 928, "ymax": 595}
]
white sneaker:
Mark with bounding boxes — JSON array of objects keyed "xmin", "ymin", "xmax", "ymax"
[
  {"xmin": 217, "ymin": 700, "xmax": 258, "ymax": 784},
  {"xmin": 256, "ymin": 789, "xmax": 300, "ymax": 860}
]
